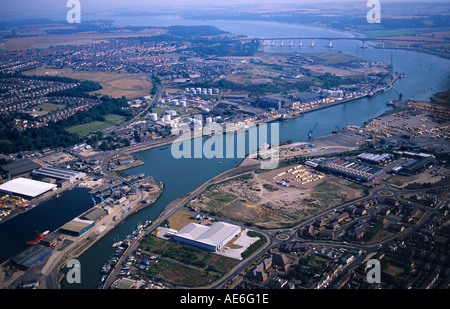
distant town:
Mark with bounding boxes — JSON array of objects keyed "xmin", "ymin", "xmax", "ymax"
[{"xmin": 0, "ymin": 19, "xmax": 448, "ymax": 291}]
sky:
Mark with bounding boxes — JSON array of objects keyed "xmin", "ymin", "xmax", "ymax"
[{"xmin": 0, "ymin": 0, "xmax": 447, "ymax": 21}]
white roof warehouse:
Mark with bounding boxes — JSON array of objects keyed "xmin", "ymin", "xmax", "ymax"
[
  {"xmin": 0, "ymin": 177, "xmax": 57, "ymax": 198},
  {"xmin": 173, "ymin": 222, "xmax": 241, "ymax": 252}
]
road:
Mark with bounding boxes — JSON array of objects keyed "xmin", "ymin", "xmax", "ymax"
[{"xmin": 101, "ymin": 150, "xmax": 445, "ymax": 289}]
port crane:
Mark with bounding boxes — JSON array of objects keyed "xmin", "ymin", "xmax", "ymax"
[
  {"xmin": 393, "ymin": 88, "xmax": 403, "ymax": 100},
  {"xmin": 307, "ymin": 122, "xmax": 318, "ymax": 142},
  {"xmin": 332, "ymin": 126, "xmax": 340, "ymax": 134},
  {"xmin": 100, "ymin": 185, "xmax": 104, "ymax": 202},
  {"xmin": 109, "ymin": 182, "xmax": 114, "ymax": 195},
  {"xmin": 90, "ymin": 192, "xmax": 96, "ymax": 206}
]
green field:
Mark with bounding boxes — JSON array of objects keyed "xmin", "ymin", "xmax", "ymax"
[
  {"xmin": 66, "ymin": 114, "xmax": 126, "ymax": 136},
  {"xmin": 38, "ymin": 103, "xmax": 66, "ymax": 112}
]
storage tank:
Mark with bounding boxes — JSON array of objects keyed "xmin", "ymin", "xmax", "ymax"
[
  {"xmin": 149, "ymin": 113, "xmax": 158, "ymax": 121},
  {"xmin": 166, "ymin": 110, "xmax": 177, "ymax": 117},
  {"xmin": 163, "ymin": 114, "xmax": 171, "ymax": 122}
]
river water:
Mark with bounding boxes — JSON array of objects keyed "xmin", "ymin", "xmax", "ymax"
[{"xmin": 4, "ymin": 17, "xmax": 449, "ymax": 289}]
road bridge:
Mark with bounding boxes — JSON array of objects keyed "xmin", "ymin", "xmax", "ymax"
[{"xmin": 242, "ymin": 36, "xmax": 448, "ymax": 49}]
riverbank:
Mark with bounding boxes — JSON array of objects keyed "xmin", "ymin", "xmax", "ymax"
[
  {"xmin": 0, "ymin": 176, "xmax": 163, "ymax": 289},
  {"xmin": 104, "ymin": 71, "xmax": 400, "ymax": 166}
]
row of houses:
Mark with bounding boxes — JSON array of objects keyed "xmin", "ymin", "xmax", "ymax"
[{"xmin": 247, "ymin": 253, "xmax": 291, "ymax": 283}]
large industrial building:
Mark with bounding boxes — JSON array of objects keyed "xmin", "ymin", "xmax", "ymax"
[
  {"xmin": 11, "ymin": 245, "xmax": 52, "ymax": 270},
  {"xmin": 357, "ymin": 153, "xmax": 393, "ymax": 165},
  {"xmin": 32, "ymin": 166, "xmax": 86, "ymax": 184},
  {"xmin": 173, "ymin": 222, "xmax": 241, "ymax": 252},
  {"xmin": 399, "ymin": 156, "xmax": 435, "ymax": 176},
  {"xmin": 60, "ymin": 217, "xmax": 95, "ymax": 236},
  {"xmin": 322, "ymin": 158, "xmax": 384, "ymax": 182},
  {"xmin": 0, "ymin": 177, "xmax": 57, "ymax": 198},
  {"xmin": 0, "ymin": 159, "xmax": 41, "ymax": 178}
]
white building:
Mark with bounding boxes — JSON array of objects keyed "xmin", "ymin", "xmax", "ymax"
[
  {"xmin": 173, "ymin": 222, "xmax": 241, "ymax": 252},
  {"xmin": 0, "ymin": 177, "xmax": 57, "ymax": 198}
]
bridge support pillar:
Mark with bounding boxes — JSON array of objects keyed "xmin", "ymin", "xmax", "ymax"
[
  {"xmin": 311, "ymin": 39, "xmax": 315, "ymax": 47},
  {"xmin": 299, "ymin": 39, "xmax": 303, "ymax": 47},
  {"xmin": 328, "ymin": 40, "xmax": 333, "ymax": 48}
]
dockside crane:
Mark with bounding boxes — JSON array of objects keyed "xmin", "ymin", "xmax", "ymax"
[
  {"xmin": 90, "ymin": 192, "xmax": 96, "ymax": 206},
  {"xmin": 393, "ymin": 88, "xmax": 403, "ymax": 100},
  {"xmin": 307, "ymin": 122, "xmax": 318, "ymax": 142}
]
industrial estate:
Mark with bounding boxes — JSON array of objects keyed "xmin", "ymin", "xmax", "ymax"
[{"xmin": 0, "ymin": 4, "xmax": 449, "ymax": 293}]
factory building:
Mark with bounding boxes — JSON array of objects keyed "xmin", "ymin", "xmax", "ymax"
[
  {"xmin": 173, "ymin": 222, "xmax": 241, "ymax": 252},
  {"xmin": 322, "ymin": 159, "xmax": 384, "ymax": 182},
  {"xmin": 0, "ymin": 159, "xmax": 41, "ymax": 178},
  {"xmin": 0, "ymin": 177, "xmax": 57, "ymax": 198},
  {"xmin": 399, "ymin": 156, "xmax": 435, "ymax": 176},
  {"xmin": 79, "ymin": 207, "xmax": 107, "ymax": 222},
  {"xmin": 32, "ymin": 166, "xmax": 86, "ymax": 184},
  {"xmin": 257, "ymin": 97, "xmax": 281, "ymax": 110},
  {"xmin": 11, "ymin": 245, "xmax": 52, "ymax": 270},
  {"xmin": 357, "ymin": 153, "xmax": 393, "ymax": 165},
  {"xmin": 60, "ymin": 217, "xmax": 95, "ymax": 236}
]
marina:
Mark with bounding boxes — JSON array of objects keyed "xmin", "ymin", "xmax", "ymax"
[{"xmin": 97, "ymin": 220, "xmax": 151, "ymax": 289}]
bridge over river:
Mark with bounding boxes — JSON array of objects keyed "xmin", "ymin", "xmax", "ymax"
[{"xmin": 240, "ymin": 36, "xmax": 448, "ymax": 49}]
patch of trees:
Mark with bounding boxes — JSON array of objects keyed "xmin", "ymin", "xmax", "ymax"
[
  {"xmin": 0, "ymin": 117, "xmax": 80, "ymax": 154},
  {"xmin": 168, "ymin": 25, "xmax": 229, "ymax": 37},
  {"xmin": 189, "ymin": 39, "xmax": 260, "ymax": 57},
  {"xmin": 362, "ymin": 218, "xmax": 384, "ymax": 242},
  {"xmin": 189, "ymin": 77, "xmax": 314, "ymax": 96}
]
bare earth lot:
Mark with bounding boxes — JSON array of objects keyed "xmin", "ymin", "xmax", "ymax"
[{"xmin": 189, "ymin": 166, "xmax": 369, "ymax": 229}]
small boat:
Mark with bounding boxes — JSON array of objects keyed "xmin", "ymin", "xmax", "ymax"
[{"xmin": 383, "ymin": 85, "xmax": 393, "ymax": 92}]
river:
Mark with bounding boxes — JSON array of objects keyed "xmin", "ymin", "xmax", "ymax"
[{"xmin": 10, "ymin": 17, "xmax": 450, "ymax": 289}]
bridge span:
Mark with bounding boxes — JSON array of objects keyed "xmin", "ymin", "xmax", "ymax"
[{"xmin": 240, "ymin": 36, "xmax": 448, "ymax": 49}]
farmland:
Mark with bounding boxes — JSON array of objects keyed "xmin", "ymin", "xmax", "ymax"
[{"xmin": 24, "ymin": 67, "xmax": 153, "ymax": 99}]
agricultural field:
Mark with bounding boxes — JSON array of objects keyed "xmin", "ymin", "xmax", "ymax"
[
  {"xmin": 188, "ymin": 167, "xmax": 369, "ymax": 229},
  {"xmin": 0, "ymin": 29, "xmax": 167, "ymax": 51},
  {"xmin": 24, "ymin": 66, "xmax": 153, "ymax": 99}
]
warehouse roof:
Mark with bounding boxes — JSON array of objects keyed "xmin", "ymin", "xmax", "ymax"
[
  {"xmin": 60, "ymin": 218, "xmax": 94, "ymax": 234},
  {"xmin": 80, "ymin": 207, "xmax": 107, "ymax": 221},
  {"xmin": 11, "ymin": 245, "xmax": 51, "ymax": 269},
  {"xmin": 0, "ymin": 159, "xmax": 41, "ymax": 177},
  {"xmin": 0, "ymin": 177, "xmax": 57, "ymax": 198},
  {"xmin": 32, "ymin": 166, "xmax": 86, "ymax": 183},
  {"xmin": 175, "ymin": 222, "xmax": 241, "ymax": 248}
]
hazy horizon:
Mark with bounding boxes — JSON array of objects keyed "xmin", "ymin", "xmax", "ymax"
[{"xmin": 1, "ymin": 0, "xmax": 448, "ymax": 22}]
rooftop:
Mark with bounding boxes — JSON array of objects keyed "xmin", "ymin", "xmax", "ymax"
[{"xmin": 0, "ymin": 177, "xmax": 57, "ymax": 198}]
